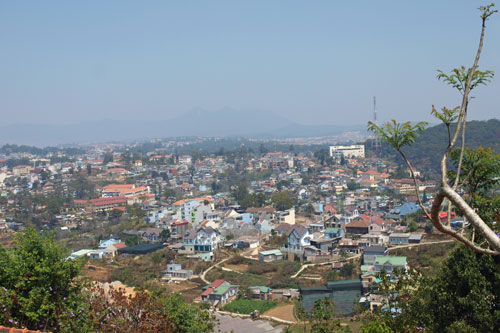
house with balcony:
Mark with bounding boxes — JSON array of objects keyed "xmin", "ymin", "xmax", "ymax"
[
  {"xmin": 389, "ymin": 232, "xmax": 410, "ymax": 245},
  {"xmin": 183, "ymin": 226, "xmax": 220, "ymax": 253},
  {"xmin": 373, "ymin": 256, "xmax": 407, "ymax": 276},
  {"xmin": 284, "ymin": 225, "xmax": 312, "ymax": 255},
  {"xmin": 163, "ymin": 264, "xmax": 193, "ymax": 280}
]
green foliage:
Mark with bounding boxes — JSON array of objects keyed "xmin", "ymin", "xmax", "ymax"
[
  {"xmin": 346, "ymin": 181, "xmax": 360, "ymax": 191},
  {"xmin": 408, "ymin": 220, "xmax": 418, "ymax": 232},
  {"xmin": 160, "ymin": 229, "xmax": 171, "ymax": 241},
  {"xmin": 226, "ymin": 255, "xmax": 249, "ymax": 265},
  {"xmin": 232, "ymin": 182, "xmax": 249, "ymax": 202},
  {"xmin": 449, "ymin": 147, "xmax": 500, "ymax": 196},
  {"xmin": 325, "ymin": 270, "xmax": 339, "ymax": 282},
  {"xmin": 314, "ymin": 148, "xmax": 333, "ymax": 166},
  {"xmin": 309, "ymin": 298, "xmax": 349, "ymax": 333},
  {"xmin": 367, "ymin": 120, "xmax": 428, "ymax": 152},
  {"xmin": 0, "ymin": 230, "xmax": 215, "ymax": 332},
  {"xmin": 339, "ymin": 263, "xmax": 355, "ymax": 278},
  {"xmin": 70, "ymin": 174, "xmax": 95, "ymax": 200},
  {"xmin": 102, "ymin": 152, "xmax": 113, "ymax": 165},
  {"xmin": 160, "ymin": 293, "xmax": 216, "ymax": 332},
  {"xmin": 410, "ymin": 245, "xmax": 500, "ymax": 332},
  {"xmin": 85, "ymin": 287, "xmax": 215, "ymax": 333},
  {"xmin": 370, "ymin": 245, "xmax": 500, "ymax": 332},
  {"xmin": 222, "ymin": 299, "xmax": 278, "ymax": 314},
  {"xmin": 239, "ymin": 192, "xmax": 267, "ymax": 209},
  {"xmin": 431, "ymin": 105, "xmax": 459, "ymax": 126},
  {"xmin": 360, "ymin": 318, "xmax": 392, "ymax": 333},
  {"xmin": 372, "ymin": 120, "xmax": 500, "ymax": 171},
  {"xmin": 437, "ymin": 66, "xmax": 494, "ymax": 95},
  {"xmin": 271, "ymin": 191, "xmax": 295, "ymax": 211},
  {"xmin": 0, "ymin": 229, "xmax": 86, "ymax": 332}
]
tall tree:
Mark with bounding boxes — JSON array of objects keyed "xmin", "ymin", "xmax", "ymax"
[
  {"xmin": 368, "ymin": 4, "xmax": 500, "ymax": 255},
  {"xmin": 271, "ymin": 191, "xmax": 295, "ymax": 211}
]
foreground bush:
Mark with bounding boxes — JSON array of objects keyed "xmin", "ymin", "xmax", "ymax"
[{"xmin": 0, "ymin": 229, "xmax": 216, "ymax": 332}]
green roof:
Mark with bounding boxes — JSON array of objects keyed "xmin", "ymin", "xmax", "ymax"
[
  {"xmin": 249, "ymin": 286, "xmax": 271, "ymax": 293},
  {"xmin": 213, "ymin": 285, "xmax": 237, "ymax": 295},
  {"xmin": 374, "ymin": 256, "xmax": 407, "ymax": 266},
  {"xmin": 326, "ymin": 279, "xmax": 362, "ymax": 291}
]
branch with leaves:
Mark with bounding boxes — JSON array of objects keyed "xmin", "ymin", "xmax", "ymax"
[{"xmin": 369, "ymin": 4, "xmax": 500, "ymax": 255}]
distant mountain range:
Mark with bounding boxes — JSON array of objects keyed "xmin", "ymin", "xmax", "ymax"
[{"xmin": 0, "ymin": 108, "xmax": 367, "ymax": 146}]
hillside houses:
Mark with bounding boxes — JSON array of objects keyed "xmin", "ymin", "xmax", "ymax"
[
  {"xmin": 201, "ymin": 280, "xmax": 239, "ymax": 306},
  {"xmin": 183, "ymin": 226, "xmax": 221, "ymax": 253}
]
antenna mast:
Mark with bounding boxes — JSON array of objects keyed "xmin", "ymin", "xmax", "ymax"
[{"xmin": 372, "ymin": 96, "xmax": 381, "ymax": 150}]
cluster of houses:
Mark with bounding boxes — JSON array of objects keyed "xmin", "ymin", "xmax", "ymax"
[
  {"xmin": 200, "ymin": 279, "xmax": 299, "ymax": 307},
  {"xmin": 68, "ymin": 237, "xmax": 127, "ymax": 260},
  {"xmin": 0, "ymin": 140, "xmax": 457, "ymax": 320}
]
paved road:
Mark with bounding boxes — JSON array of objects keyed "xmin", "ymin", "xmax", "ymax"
[
  {"xmin": 202, "ymin": 240, "xmax": 455, "ymax": 283},
  {"xmin": 214, "ymin": 312, "xmax": 285, "ymax": 333},
  {"xmin": 200, "ymin": 257, "xmax": 231, "ymax": 284},
  {"xmin": 291, "ymin": 253, "xmax": 362, "ymax": 278},
  {"xmin": 387, "ymin": 239, "xmax": 454, "ymax": 252}
]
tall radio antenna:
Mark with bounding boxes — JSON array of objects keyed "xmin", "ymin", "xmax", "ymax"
[{"xmin": 372, "ymin": 96, "xmax": 381, "ymax": 150}]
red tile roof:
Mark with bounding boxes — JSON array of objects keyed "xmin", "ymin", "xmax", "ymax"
[
  {"xmin": 201, "ymin": 287, "xmax": 214, "ymax": 297},
  {"xmin": 209, "ymin": 279, "xmax": 226, "ymax": 289},
  {"xmin": 89, "ymin": 196, "xmax": 127, "ymax": 207}
]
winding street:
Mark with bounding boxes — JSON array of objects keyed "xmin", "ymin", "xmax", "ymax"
[
  {"xmin": 200, "ymin": 247, "xmax": 256, "ymax": 284},
  {"xmin": 200, "ymin": 239, "xmax": 456, "ymax": 283},
  {"xmin": 291, "ymin": 239, "xmax": 455, "ymax": 278}
]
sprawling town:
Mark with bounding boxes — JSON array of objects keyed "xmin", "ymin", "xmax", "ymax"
[
  {"xmin": 0, "ymin": 136, "xmax": 459, "ymax": 331},
  {"xmin": 2, "ymin": 1, "xmax": 499, "ymax": 331}
]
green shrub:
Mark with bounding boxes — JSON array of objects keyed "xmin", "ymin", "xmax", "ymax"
[{"xmin": 222, "ymin": 299, "xmax": 278, "ymax": 314}]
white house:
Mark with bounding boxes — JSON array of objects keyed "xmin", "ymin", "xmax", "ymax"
[
  {"xmin": 183, "ymin": 226, "xmax": 220, "ymax": 253},
  {"xmin": 285, "ymin": 226, "xmax": 312, "ymax": 254}
]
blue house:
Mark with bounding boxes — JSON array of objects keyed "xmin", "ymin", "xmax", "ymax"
[
  {"xmin": 325, "ymin": 227, "xmax": 343, "ymax": 239},
  {"xmin": 236, "ymin": 213, "xmax": 254, "ymax": 224},
  {"xmin": 393, "ymin": 202, "xmax": 420, "ymax": 218},
  {"xmin": 99, "ymin": 238, "xmax": 121, "ymax": 249}
]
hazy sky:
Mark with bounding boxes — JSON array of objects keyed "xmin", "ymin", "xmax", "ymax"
[{"xmin": 1, "ymin": 1, "xmax": 499, "ymax": 126}]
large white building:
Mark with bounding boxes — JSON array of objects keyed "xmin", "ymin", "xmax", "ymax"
[{"xmin": 329, "ymin": 145, "xmax": 365, "ymax": 158}]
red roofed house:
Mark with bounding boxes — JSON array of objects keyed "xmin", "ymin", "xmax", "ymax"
[
  {"xmin": 75, "ymin": 196, "xmax": 127, "ymax": 213},
  {"xmin": 201, "ymin": 279, "xmax": 239, "ymax": 306}
]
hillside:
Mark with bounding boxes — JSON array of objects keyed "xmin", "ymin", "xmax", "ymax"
[{"xmin": 368, "ymin": 119, "xmax": 500, "ymax": 170}]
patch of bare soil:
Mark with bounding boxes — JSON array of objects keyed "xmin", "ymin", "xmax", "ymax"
[{"xmin": 264, "ymin": 304, "xmax": 297, "ymax": 323}]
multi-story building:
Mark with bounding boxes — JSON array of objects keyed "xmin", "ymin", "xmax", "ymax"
[
  {"xmin": 329, "ymin": 145, "xmax": 365, "ymax": 159},
  {"xmin": 183, "ymin": 226, "xmax": 220, "ymax": 253}
]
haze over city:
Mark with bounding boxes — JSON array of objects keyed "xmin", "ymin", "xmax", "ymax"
[
  {"xmin": 1, "ymin": 1, "xmax": 499, "ymax": 132},
  {"xmin": 1, "ymin": 2, "xmax": 500, "ymax": 332}
]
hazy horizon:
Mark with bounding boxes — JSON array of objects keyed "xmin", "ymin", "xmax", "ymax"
[{"xmin": 1, "ymin": 1, "xmax": 499, "ymax": 127}]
